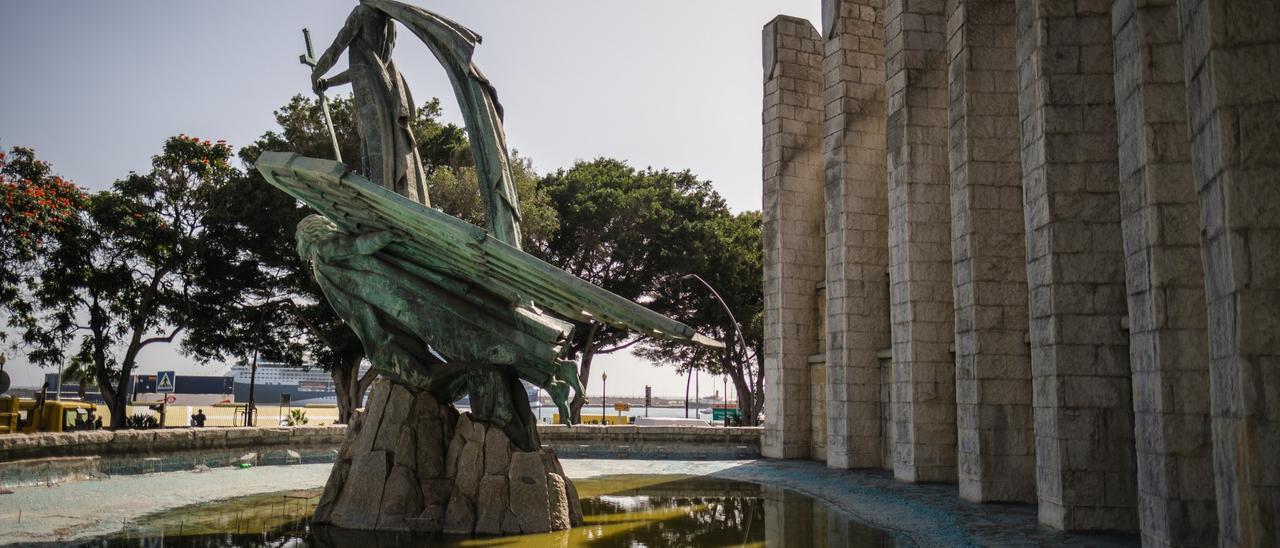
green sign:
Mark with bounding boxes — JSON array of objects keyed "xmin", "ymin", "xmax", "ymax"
[{"xmin": 711, "ymin": 407, "xmax": 741, "ymax": 421}]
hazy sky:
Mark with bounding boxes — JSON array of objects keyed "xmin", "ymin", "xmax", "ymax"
[{"xmin": 0, "ymin": 1, "xmax": 819, "ymax": 398}]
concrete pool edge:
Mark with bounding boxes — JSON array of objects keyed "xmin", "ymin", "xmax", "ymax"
[{"xmin": 0, "ymin": 459, "xmax": 1139, "ymax": 547}]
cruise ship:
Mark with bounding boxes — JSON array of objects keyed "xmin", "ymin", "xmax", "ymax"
[
  {"xmin": 229, "ymin": 361, "xmax": 371, "ymax": 405},
  {"xmin": 228, "ymin": 361, "xmax": 541, "ymax": 407}
]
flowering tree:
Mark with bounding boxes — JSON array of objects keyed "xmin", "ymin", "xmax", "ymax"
[
  {"xmin": 6, "ymin": 137, "xmax": 236, "ymax": 428},
  {"xmin": 0, "ymin": 147, "xmax": 89, "ymax": 324}
]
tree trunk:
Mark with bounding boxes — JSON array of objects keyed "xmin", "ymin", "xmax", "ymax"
[
  {"xmin": 729, "ymin": 370, "xmax": 753, "ymax": 426},
  {"xmin": 330, "ymin": 351, "xmax": 367, "ymax": 424},
  {"xmin": 353, "ymin": 365, "xmax": 377, "ymax": 412},
  {"xmin": 751, "ymin": 354, "xmax": 765, "ymax": 424},
  {"xmin": 723, "ymin": 338, "xmax": 760, "ymax": 426},
  {"xmin": 568, "ymin": 350, "xmax": 593, "ymax": 423},
  {"xmin": 89, "ymin": 331, "xmax": 128, "ymax": 430},
  {"xmin": 332, "ymin": 366, "xmax": 351, "ymax": 424},
  {"xmin": 568, "ymin": 323, "xmax": 600, "ymax": 424}
]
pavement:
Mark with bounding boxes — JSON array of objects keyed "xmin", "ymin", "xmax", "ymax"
[
  {"xmin": 0, "ymin": 464, "xmax": 332, "ymax": 545},
  {"xmin": 0, "ymin": 459, "xmax": 1138, "ymax": 546}
]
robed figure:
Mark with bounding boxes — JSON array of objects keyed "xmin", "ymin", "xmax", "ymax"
[
  {"xmin": 310, "ymin": 1, "xmax": 429, "ymax": 205},
  {"xmin": 311, "ymin": 0, "xmax": 523, "ymax": 247}
]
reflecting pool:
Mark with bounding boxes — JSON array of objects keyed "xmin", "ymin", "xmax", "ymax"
[{"xmin": 86, "ymin": 475, "xmax": 900, "ymax": 547}]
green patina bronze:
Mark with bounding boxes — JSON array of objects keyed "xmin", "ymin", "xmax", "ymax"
[{"xmin": 261, "ymin": 0, "xmax": 719, "ymax": 452}]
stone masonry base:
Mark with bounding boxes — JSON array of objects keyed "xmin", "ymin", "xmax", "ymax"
[{"xmin": 312, "ymin": 379, "xmax": 583, "ymax": 535}]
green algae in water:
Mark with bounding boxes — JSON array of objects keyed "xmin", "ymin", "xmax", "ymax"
[{"xmin": 99, "ymin": 476, "xmax": 897, "ymax": 547}]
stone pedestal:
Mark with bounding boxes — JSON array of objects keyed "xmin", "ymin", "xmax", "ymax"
[{"xmin": 313, "ymin": 379, "xmax": 583, "ymax": 535}]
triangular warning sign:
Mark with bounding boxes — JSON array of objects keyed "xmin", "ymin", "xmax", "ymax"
[{"xmin": 157, "ymin": 372, "xmax": 174, "ymax": 391}]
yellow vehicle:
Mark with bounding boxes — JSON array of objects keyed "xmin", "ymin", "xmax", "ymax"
[{"xmin": 0, "ymin": 396, "xmax": 100, "ymax": 434}]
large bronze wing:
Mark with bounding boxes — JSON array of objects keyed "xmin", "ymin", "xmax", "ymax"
[{"xmin": 257, "ymin": 152, "xmax": 723, "ymax": 350}]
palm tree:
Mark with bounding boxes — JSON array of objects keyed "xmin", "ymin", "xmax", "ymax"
[{"xmin": 61, "ymin": 357, "xmax": 96, "ymax": 400}]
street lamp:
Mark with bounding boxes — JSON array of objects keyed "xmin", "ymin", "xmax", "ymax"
[
  {"xmin": 684, "ymin": 370, "xmax": 690, "ymax": 418},
  {"xmin": 55, "ymin": 358, "xmax": 64, "ymax": 401},
  {"xmin": 723, "ymin": 376, "xmax": 729, "ymax": 426},
  {"xmin": 680, "ymin": 273, "xmax": 750, "ymax": 422},
  {"xmin": 600, "ymin": 372, "xmax": 608, "ymax": 425}
]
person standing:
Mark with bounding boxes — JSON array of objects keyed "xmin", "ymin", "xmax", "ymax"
[{"xmin": 191, "ymin": 409, "xmax": 207, "ymax": 428}]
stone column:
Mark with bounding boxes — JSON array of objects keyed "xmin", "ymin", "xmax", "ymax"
[
  {"xmin": 1112, "ymin": 0, "xmax": 1216, "ymax": 545},
  {"xmin": 884, "ymin": 0, "xmax": 957, "ymax": 483},
  {"xmin": 944, "ymin": 0, "xmax": 1035, "ymax": 503},
  {"xmin": 1014, "ymin": 0, "xmax": 1137, "ymax": 531},
  {"xmin": 822, "ymin": 0, "xmax": 892, "ymax": 471},
  {"xmin": 1178, "ymin": 1, "xmax": 1280, "ymax": 546},
  {"xmin": 762, "ymin": 15, "xmax": 826, "ymax": 460}
]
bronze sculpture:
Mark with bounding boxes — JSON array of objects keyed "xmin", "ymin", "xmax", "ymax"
[
  {"xmin": 265, "ymin": 0, "xmax": 719, "ymax": 534},
  {"xmin": 308, "ymin": 0, "xmax": 429, "ymax": 205}
]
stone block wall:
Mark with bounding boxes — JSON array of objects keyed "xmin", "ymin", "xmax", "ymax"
[
  {"xmin": 1178, "ymin": 1, "xmax": 1280, "ymax": 546},
  {"xmin": 761, "ymin": 0, "xmax": 1279, "ymax": 542},
  {"xmin": 1112, "ymin": 0, "xmax": 1216, "ymax": 545},
  {"xmin": 884, "ymin": 0, "xmax": 958, "ymax": 485},
  {"xmin": 822, "ymin": 0, "xmax": 892, "ymax": 471},
  {"xmin": 538, "ymin": 425, "xmax": 762, "ymax": 460},
  {"xmin": 944, "ymin": 0, "xmax": 1035, "ymax": 504},
  {"xmin": 761, "ymin": 15, "xmax": 826, "ymax": 460},
  {"xmin": 313, "ymin": 381, "xmax": 582, "ymax": 535},
  {"xmin": 1014, "ymin": 0, "xmax": 1136, "ymax": 531}
]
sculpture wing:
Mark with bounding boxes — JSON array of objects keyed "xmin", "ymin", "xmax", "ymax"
[
  {"xmin": 258, "ymin": 152, "xmax": 724, "ymax": 349},
  {"xmin": 362, "ymin": 0, "xmax": 524, "ymax": 249}
]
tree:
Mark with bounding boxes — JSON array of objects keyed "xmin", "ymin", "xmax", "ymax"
[
  {"xmin": 530, "ymin": 159, "xmax": 728, "ymax": 422},
  {"xmin": 6, "ymin": 136, "xmax": 236, "ymax": 428},
  {"xmin": 189, "ymin": 94, "xmax": 556, "ymax": 423},
  {"xmin": 636, "ymin": 211, "xmax": 765, "ymax": 425},
  {"xmin": 0, "ymin": 147, "xmax": 89, "ymax": 336},
  {"xmin": 61, "ymin": 355, "xmax": 97, "ymax": 400}
]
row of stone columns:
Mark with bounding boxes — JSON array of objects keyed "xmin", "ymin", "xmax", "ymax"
[{"xmin": 761, "ymin": 0, "xmax": 1278, "ymax": 545}]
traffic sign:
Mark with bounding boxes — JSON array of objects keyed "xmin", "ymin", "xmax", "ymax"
[
  {"xmin": 614, "ymin": 402, "xmax": 630, "ymax": 412},
  {"xmin": 157, "ymin": 371, "xmax": 176, "ymax": 393}
]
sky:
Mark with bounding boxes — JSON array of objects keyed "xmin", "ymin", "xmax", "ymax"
[{"xmin": 0, "ymin": 0, "xmax": 820, "ymax": 398}]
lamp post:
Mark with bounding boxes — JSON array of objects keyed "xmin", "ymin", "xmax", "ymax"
[
  {"xmin": 600, "ymin": 372, "xmax": 608, "ymax": 425},
  {"xmin": 679, "ymin": 274, "xmax": 750, "ymax": 365},
  {"xmin": 684, "ymin": 371, "xmax": 690, "ymax": 418},
  {"xmin": 55, "ymin": 358, "xmax": 64, "ymax": 401},
  {"xmin": 680, "ymin": 273, "xmax": 750, "ymax": 422}
]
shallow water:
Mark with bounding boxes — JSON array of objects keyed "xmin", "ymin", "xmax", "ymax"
[{"xmin": 83, "ymin": 475, "xmax": 898, "ymax": 547}]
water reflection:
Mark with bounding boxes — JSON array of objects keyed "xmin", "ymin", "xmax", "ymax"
[{"xmin": 79, "ymin": 476, "xmax": 896, "ymax": 547}]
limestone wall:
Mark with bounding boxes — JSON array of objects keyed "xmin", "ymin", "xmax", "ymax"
[
  {"xmin": 761, "ymin": 14, "xmax": 826, "ymax": 460},
  {"xmin": 760, "ymin": 0, "xmax": 1280, "ymax": 543},
  {"xmin": 0, "ymin": 425, "xmax": 347, "ymax": 463},
  {"xmin": 822, "ymin": 0, "xmax": 892, "ymax": 472},
  {"xmin": 538, "ymin": 425, "xmax": 762, "ymax": 459},
  {"xmin": 0, "ymin": 426, "xmax": 346, "ymax": 489},
  {"xmin": 945, "ymin": 0, "xmax": 1034, "ymax": 505}
]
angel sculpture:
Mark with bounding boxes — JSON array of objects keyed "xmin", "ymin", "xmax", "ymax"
[{"xmin": 263, "ymin": 0, "xmax": 719, "ymax": 453}]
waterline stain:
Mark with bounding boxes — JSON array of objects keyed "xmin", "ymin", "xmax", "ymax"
[{"xmin": 96, "ymin": 475, "xmax": 898, "ymax": 547}]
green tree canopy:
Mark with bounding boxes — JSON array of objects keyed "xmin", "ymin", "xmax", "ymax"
[
  {"xmin": 530, "ymin": 158, "xmax": 741, "ymax": 422},
  {"xmin": 636, "ymin": 211, "xmax": 764, "ymax": 425},
  {"xmin": 5, "ymin": 136, "xmax": 237, "ymax": 428}
]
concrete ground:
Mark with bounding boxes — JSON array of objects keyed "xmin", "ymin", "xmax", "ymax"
[
  {"xmin": 0, "ymin": 464, "xmax": 332, "ymax": 545},
  {"xmin": 0, "ymin": 459, "xmax": 1137, "ymax": 546}
]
